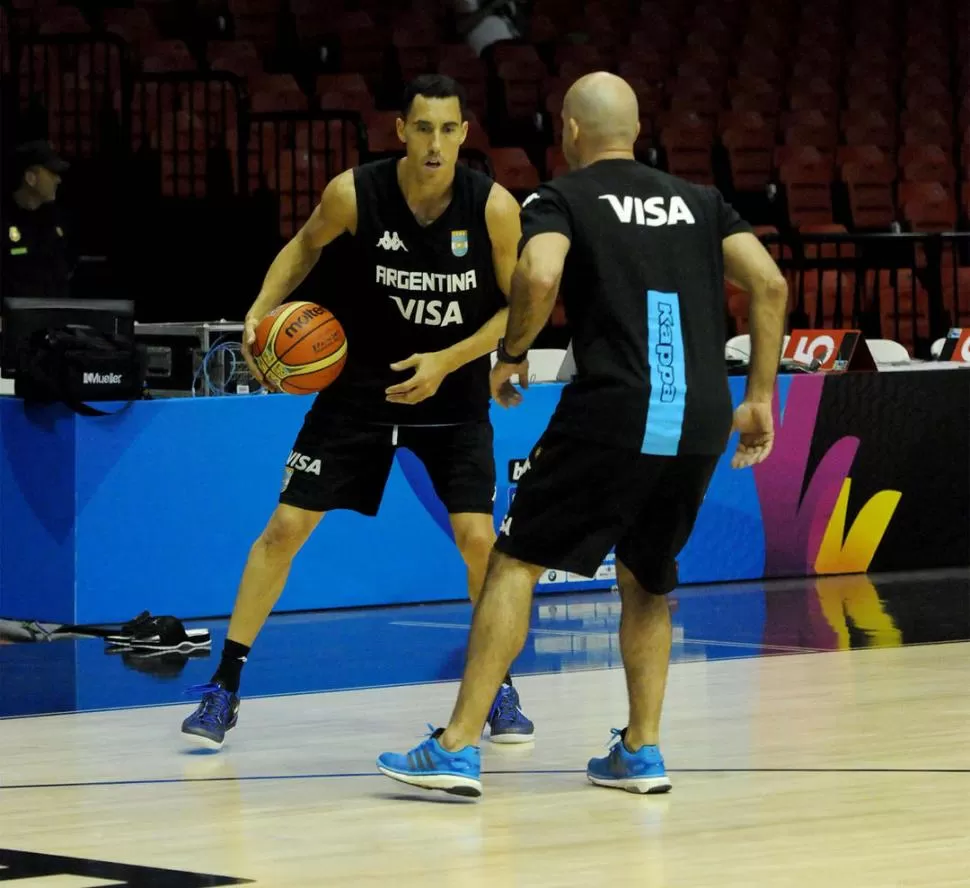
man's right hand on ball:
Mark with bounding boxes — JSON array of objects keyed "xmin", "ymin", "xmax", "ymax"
[{"xmin": 242, "ymin": 314, "xmax": 277, "ymax": 391}]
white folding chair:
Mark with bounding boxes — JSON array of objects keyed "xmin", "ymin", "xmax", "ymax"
[
  {"xmin": 865, "ymin": 338, "xmax": 911, "ymax": 364},
  {"xmin": 725, "ymin": 334, "xmax": 791, "ymax": 362}
]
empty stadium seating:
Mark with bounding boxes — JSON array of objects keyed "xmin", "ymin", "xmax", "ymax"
[{"xmin": 3, "ymin": 0, "xmax": 968, "ymax": 350}]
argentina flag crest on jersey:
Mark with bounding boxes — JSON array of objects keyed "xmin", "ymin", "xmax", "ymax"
[{"xmin": 451, "ymin": 229, "xmax": 468, "ymax": 257}]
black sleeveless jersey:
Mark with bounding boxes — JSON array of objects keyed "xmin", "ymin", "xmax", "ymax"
[{"xmin": 310, "ymin": 158, "xmax": 502, "ymax": 425}]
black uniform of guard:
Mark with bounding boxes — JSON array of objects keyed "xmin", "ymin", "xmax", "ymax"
[{"xmin": 1, "ymin": 141, "xmax": 73, "ymax": 302}]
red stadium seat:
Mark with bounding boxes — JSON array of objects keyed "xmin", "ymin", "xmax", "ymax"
[
  {"xmin": 393, "ymin": 22, "xmax": 439, "ymax": 84},
  {"xmin": 38, "ymin": 4, "xmax": 88, "ymax": 34},
  {"xmin": 438, "ymin": 46, "xmax": 487, "ymax": 121},
  {"xmin": 722, "ymin": 112, "xmax": 775, "ymax": 191},
  {"xmin": 250, "ymin": 74, "xmax": 305, "ymax": 112},
  {"xmin": 901, "ymin": 146, "xmax": 957, "ymax": 188},
  {"xmin": 494, "ymin": 44, "xmax": 546, "ymax": 122},
  {"xmin": 659, "ymin": 113, "xmax": 715, "ymax": 184},
  {"xmin": 842, "ymin": 158, "xmax": 897, "ymax": 229},
  {"xmin": 778, "ymin": 152, "xmax": 835, "ymax": 228},
  {"xmin": 208, "ymin": 40, "xmax": 263, "ymax": 80},
  {"xmin": 902, "ymin": 195, "xmax": 959, "ymax": 232},
  {"xmin": 796, "ymin": 270, "xmax": 857, "ymax": 327},
  {"xmin": 489, "ymin": 147, "xmax": 541, "ymax": 193},
  {"xmin": 363, "ymin": 110, "xmax": 402, "ymax": 155},
  {"xmin": 104, "ymin": 8, "xmax": 159, "ymax": 54},
  {"xmin": 876, "ymin": 269, "xmax": 930, "ymax": 350},
  {"xmin": 141, "ymin": 40, "xmax": 196, "ymax": 73}
]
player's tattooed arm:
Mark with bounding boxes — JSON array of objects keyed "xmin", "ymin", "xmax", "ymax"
[
  {"xmin": 245, "ymin": 170, "xmax": 357, "ymax": 325},
  {"xmin": 504, "ymin": 233, "xmax": 570, "ymax": 356}
]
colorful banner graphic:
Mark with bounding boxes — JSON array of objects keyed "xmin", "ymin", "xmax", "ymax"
[
  {"xmin": 0, "ymin": 370, "xmax": 967, "ymax": 623},
  {"xmin": 680, "ymin": 370, "xmax": 968, "ymax": 586}
]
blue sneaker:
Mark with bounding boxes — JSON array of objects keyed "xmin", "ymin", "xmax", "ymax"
[
  {"xmin": 181, "ymin": 682, "xmax": 239, "ymax": 749},
  {"xmin": 487, "ymin": 683, "xmax": 535, "ymax": 744},
  {"xmin": 586, "ymin": 728, "xmax": 672, "ymax": 794},
  {"xmin": 377, "ymin": 727, "xmax": 482, "ymax": 798}
]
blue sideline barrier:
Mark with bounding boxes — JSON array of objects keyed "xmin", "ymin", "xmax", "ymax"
[{"xmin": 1, "ymin": 369, "xmax": 967, "ymax": 624}]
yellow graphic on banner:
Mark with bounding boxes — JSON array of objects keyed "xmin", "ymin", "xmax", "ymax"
[{"xmin": 814, "ymin": 478, "xmax": 901, "ymax": 574}]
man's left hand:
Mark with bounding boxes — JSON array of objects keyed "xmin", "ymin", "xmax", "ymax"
[
  {"xmin": 386, "ymin": 352, "xmax": 454, "ymax": 405},
  {"xmin": 490, "ymin": 359, "xmax": 529, "ymax": 408}
]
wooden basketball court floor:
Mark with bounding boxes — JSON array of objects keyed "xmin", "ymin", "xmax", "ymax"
[{"xmin": 1, "ymin": 570, "xmax": 968, "ymax": 887}]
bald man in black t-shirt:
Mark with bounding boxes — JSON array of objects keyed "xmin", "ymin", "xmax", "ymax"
[{"xmin": 379, "ymin": 72, "xmax": 789, "ymax": 799}]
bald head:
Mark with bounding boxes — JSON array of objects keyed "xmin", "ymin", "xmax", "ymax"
[{"xmin": 562, "ymin": 72, "xmax": 639, "ymax": 149}]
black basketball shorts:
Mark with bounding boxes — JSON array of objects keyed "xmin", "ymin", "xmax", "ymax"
[
  {"xmin": 494, "ymin": 431, "xmax": 719, "ymax": 595},
  {"xmin": 278, "ymin": 411, "xmax": 496, "ymax": 516}
]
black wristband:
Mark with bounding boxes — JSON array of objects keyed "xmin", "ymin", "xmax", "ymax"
[{"xmin": 496, "ymin": 337, "xmax": 528, "ymax": 364}]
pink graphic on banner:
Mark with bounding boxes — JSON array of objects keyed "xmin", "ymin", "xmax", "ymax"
[{"xmin": 753, "ymin": 376, "xmax": 860, "ymax": 575}]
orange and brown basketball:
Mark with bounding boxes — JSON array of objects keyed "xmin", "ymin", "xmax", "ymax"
[{"xmin": 252, "ymin": 301, "xmax": 347, "ymax": 394}]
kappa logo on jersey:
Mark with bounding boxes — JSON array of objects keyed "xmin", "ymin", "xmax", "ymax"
[
  {"xmin": 376, "ymin": 230, "xmax": 408, "ymax": 251},
  {"xmin": 598, "ymin": 194, "xmax": 697, "ymax": 227},
  {"xmin": 499, "ymin": 515, "xmax": 513, "ymax": 536},
  {"xmin": 451, "ymin": 229, "xmax": 469, "ymax": 257},
  {"xmin": 286, "ymin": 450, "xmax": 322, "ymax": 475},
  {"xmin": 655, "ymin": 301, "xmax": 678, "ymax": 402}
]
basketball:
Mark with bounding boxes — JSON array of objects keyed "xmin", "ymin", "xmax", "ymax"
[{"xmin": 252, "ymin": 301, "xmax": 348, "ymax": 394}]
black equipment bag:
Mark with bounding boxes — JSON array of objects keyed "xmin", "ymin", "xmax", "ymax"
[{"xmin": 15, "ymin": 324, "xmax": 147, "ymax": 416}]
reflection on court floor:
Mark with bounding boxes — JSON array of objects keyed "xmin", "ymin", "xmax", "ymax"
[{"xmin": 0, "ymin": 568, "xmax": 967, "ymax": 887}]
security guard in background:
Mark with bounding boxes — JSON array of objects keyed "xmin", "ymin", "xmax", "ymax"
[{"xmin": 1, "ymin": 140, "xmax": 74, "ymax": 301}]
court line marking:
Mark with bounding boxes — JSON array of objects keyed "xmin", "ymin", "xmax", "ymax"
[
  {"xmin": 2, "ymin": 767, "xmax": 968, "ymax": 791},
  {"xmin": 390, "ymin": 620, "xmax": 831, "ymax": 654}
]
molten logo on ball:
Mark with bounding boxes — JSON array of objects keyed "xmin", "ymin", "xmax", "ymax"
[
  {"xmin": 254, "ymin": 301, "xmax": 348, "ymax": 395},
  {"xmin": 284, "ymin": 304, "xmax": 329, "ymax": 339}
]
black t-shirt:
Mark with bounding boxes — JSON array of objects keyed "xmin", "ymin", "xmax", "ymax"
[
  {"xmin": 520, "ymin": 159, "xmax": 752, "ymax": 455},
  {"xmin": 311, "ymin": 158, "xmax": 504, "ymax": 425},
  {"xmin": 1, "ymin": 199, "xmax": 73, "ymax": 301}
]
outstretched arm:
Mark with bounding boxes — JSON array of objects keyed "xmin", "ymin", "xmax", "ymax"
[
  {"xmin": 503, "ymin": 232, "xmax": 570, "ymax": 356},
  {"xmin": 490, "ymin": 185, "xmax": 574, "ymax": 407},
  {"xmin": 246, "ymin": 170, "xmax": 357, "ymax": 325},
  {"xmin": 242, "ymin": 171, "xmax": 357, "ymax": 386}
]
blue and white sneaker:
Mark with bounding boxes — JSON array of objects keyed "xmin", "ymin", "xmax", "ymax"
[
  {"xmin": 487, "ymin": 683, "xmax": 535, "ymax": 744},
  {"xmin": 181, "ymin": 682, "xmax": 239, "ymax": 749},
  {"xmin": 377, "ymin": 727, "xmax": 482, "ymax": 798},
  {"xmin": 586, "ymin": 728, "xmax": 672, "ymax": 794}
]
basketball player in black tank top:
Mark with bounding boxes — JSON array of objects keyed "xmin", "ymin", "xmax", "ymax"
[{"xmin": 179, "ymin": 75, "xmax": 535, "ymax": 749}]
